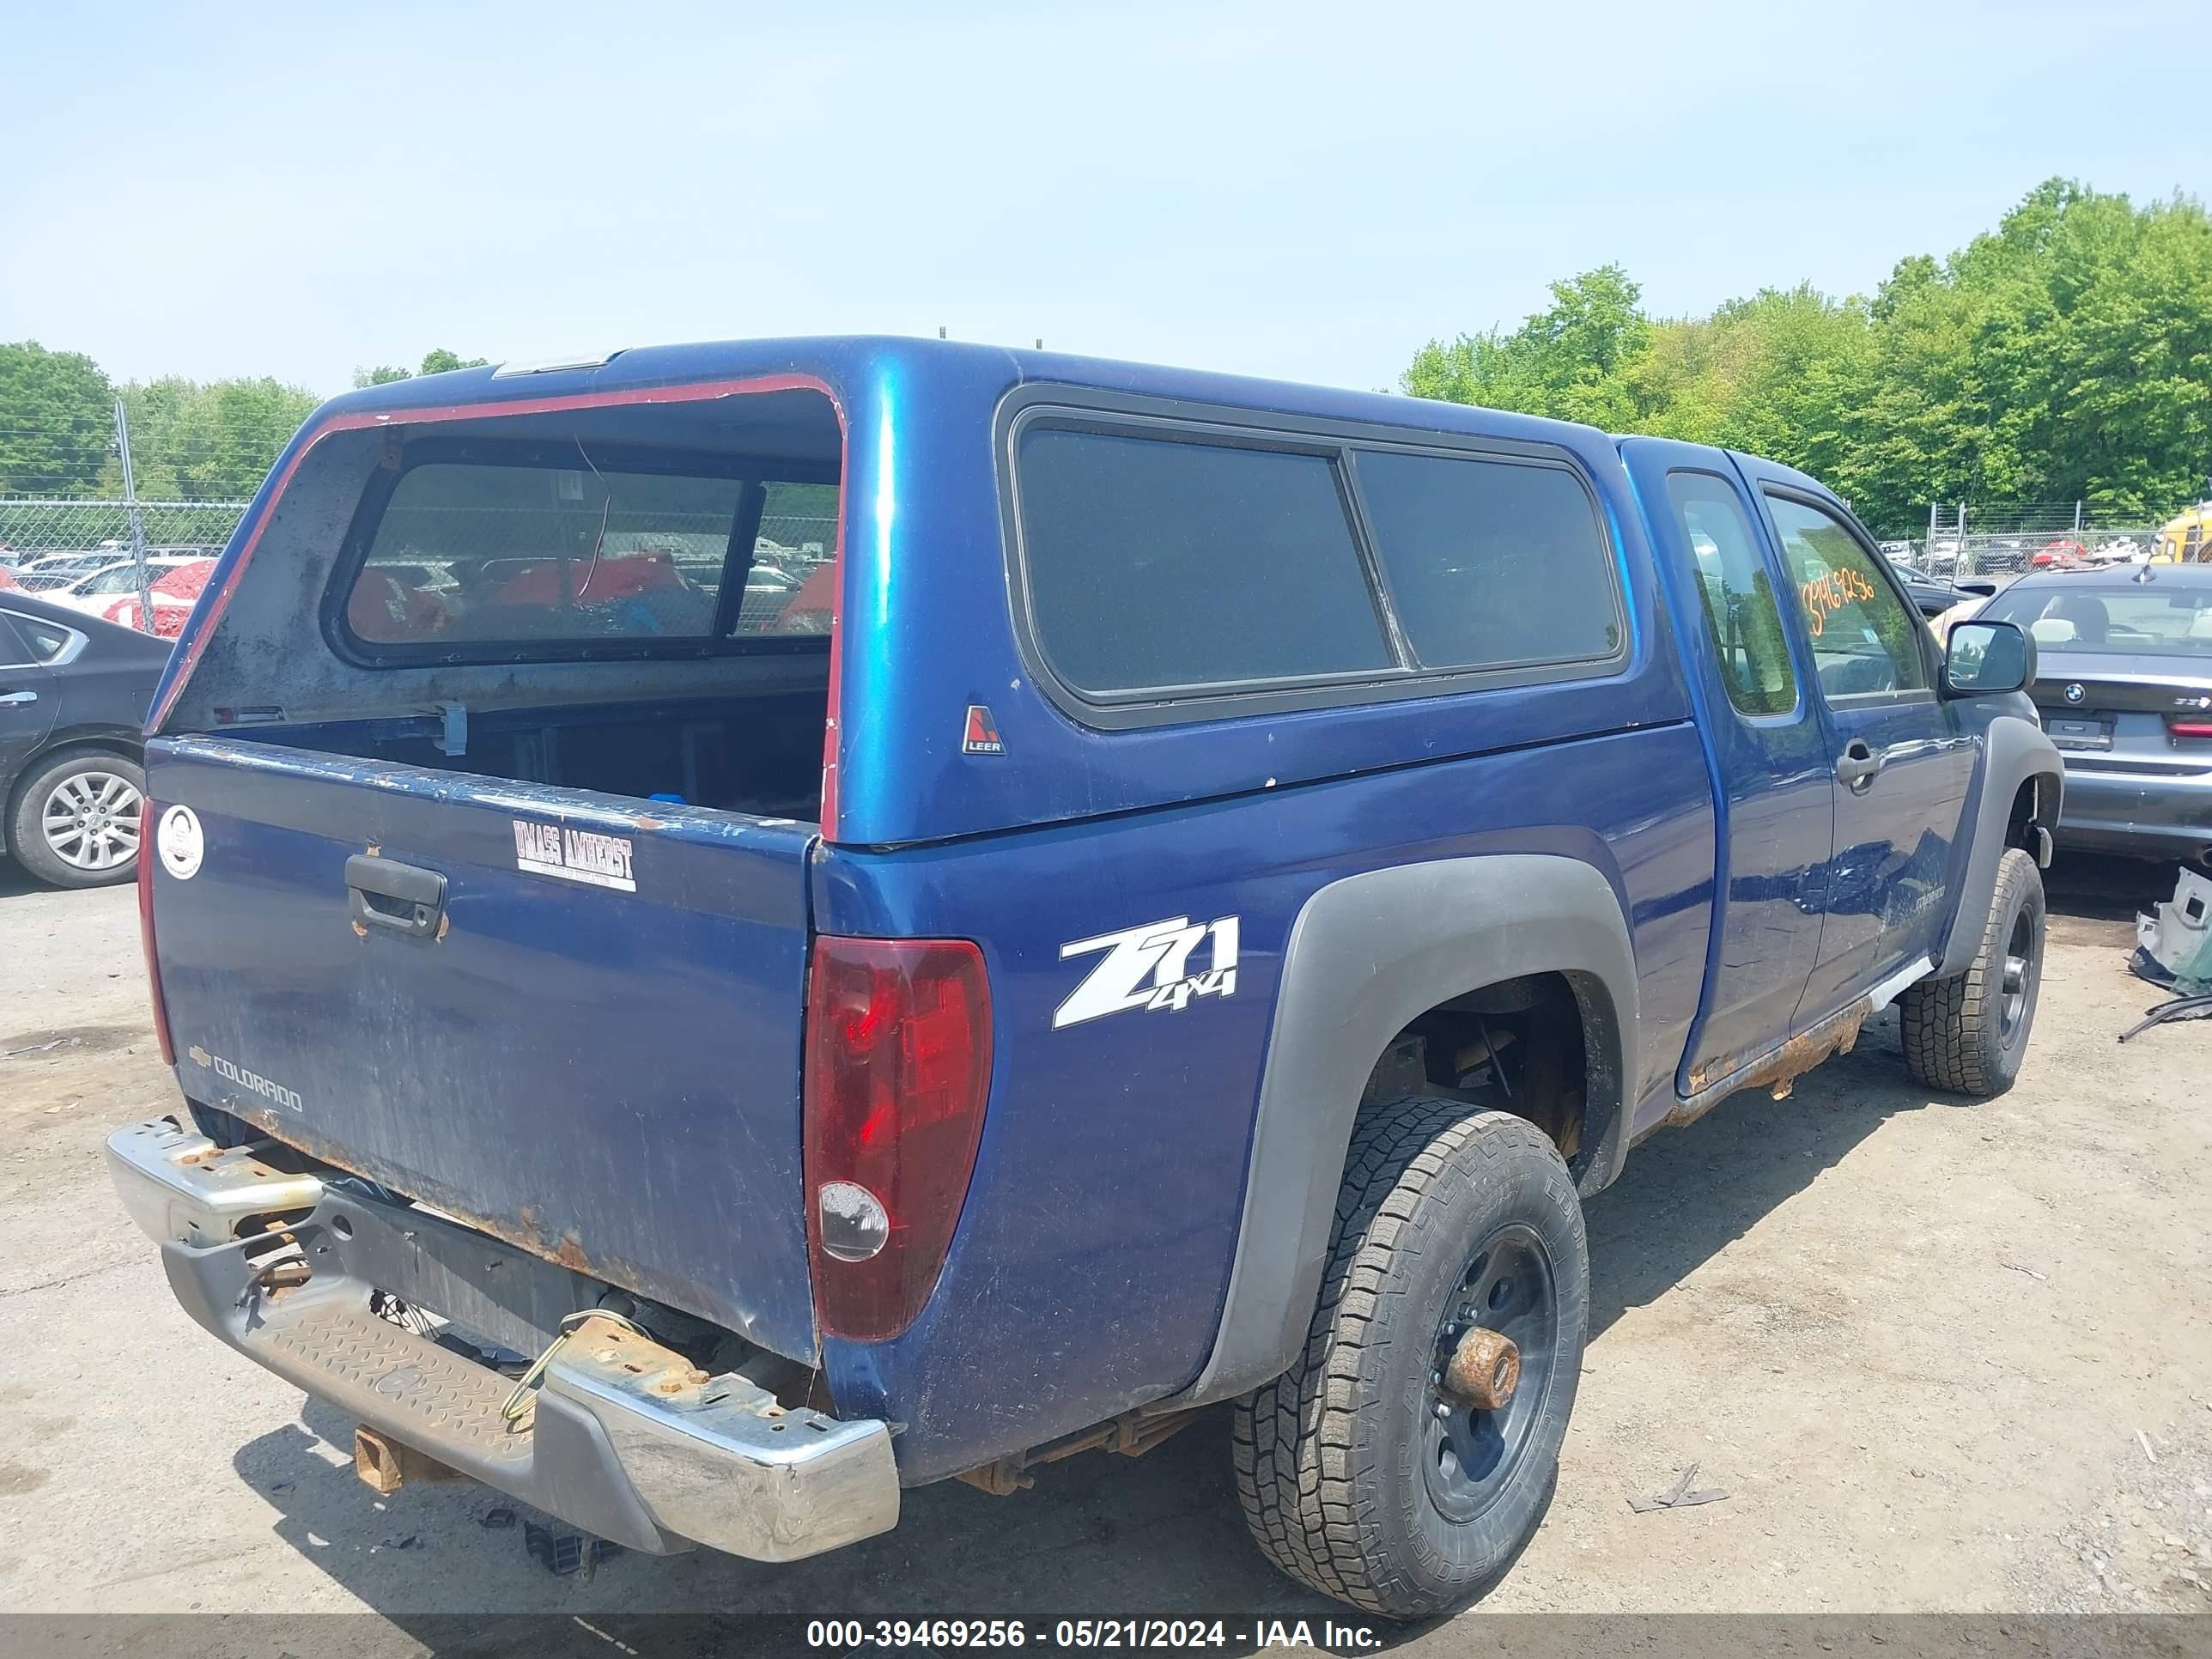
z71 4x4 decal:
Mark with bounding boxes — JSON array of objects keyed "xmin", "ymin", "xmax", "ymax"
[{"xmin": 1053, "ymin": 915, "xmax": 1239, "ymax": 1029}]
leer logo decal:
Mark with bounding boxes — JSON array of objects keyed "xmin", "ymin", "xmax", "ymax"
[
  {"xmin": 1054, "ymin": 915, "xmax": 1239, "ymax": 1029},
  {"xmin": 513, "ymin": 820, "xmax": 636, "ymax": 891},
  {"xmin": 962, "ymin": 704, "xmax": 1005, "ymax": 756}
]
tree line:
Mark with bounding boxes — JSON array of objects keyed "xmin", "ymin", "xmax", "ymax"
[
  {"xmin": 7, "ymin": 179, "xmax": 2206, "ymax": 526},
  {"xmin": 0, "ymin": 347, "xmax": 486, "ymax": 501},
  {"xmin": 1405, "ymin": 179, "xmax": 2212, "ymax": 535}
]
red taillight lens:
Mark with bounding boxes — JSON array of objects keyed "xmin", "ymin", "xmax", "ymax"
[
  {"xmin": 137, "ymin": 812, "xmax": 175, "ymax": 1066},
  {"xmin": 802, "ymin": 936, "xmax": 992, "ymax": 1341},
  {"xmin": 2169, "ymin": 718, "xmax": 2212, "ymax": 739}
]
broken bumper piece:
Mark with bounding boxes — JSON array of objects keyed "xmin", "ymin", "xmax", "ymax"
[{"xmin": 105, "ymin": 1115, "xmax": 899, "ymax": 1562}]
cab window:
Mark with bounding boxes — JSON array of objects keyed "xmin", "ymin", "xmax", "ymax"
[
  {"xmin": 1764, "ymin": 494, "xmax": 1929, "ymax": 697},
  {"xmin": 1664, "ymin": 471, "xmax": 1796, "ymax": 716}
]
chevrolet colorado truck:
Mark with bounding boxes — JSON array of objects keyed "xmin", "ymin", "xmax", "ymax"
[{"xmin": 107, "ymin": 338, "xmax": 2060, "ymax": 1618}]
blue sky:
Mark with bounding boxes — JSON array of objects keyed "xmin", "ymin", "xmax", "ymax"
[{"xmin": 2, "ymin": 1, "xmax": 2201, "ymax": 398}]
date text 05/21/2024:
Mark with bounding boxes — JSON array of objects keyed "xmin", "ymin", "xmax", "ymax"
[{"xmin": 802, "ymin": 1620, "xmax": 1381, "ymax": 1650}]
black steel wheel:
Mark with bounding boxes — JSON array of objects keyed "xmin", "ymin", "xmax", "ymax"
[{"xmin": 1233, "ymin": 1101, "xmax": 1588, "ymax": 1620}]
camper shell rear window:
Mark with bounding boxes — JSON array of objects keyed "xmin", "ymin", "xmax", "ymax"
[{"xmin": 330, "ymin": 439, "xmax": 839, "ymax": 665}]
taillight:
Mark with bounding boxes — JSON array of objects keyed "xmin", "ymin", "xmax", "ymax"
[
  {"xmin": 802, "ymin": 936, "xmax": 992, "ymax": 1341},
  {"xmin": 137, "ymin": 815, "xmax": 175, "ymax": 1066},
  {"xmin": 2169, "ymin": 716, "xmax": 2212, "ymax": 739}
]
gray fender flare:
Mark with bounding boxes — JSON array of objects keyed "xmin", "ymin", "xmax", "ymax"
[
  {"xmin": 1934, "ymin": 714, "xmax": 2063, "ymax": 980},
  {"xmin": 1167, "ymin": 854, "xmax": 1639, "ymax": 1408}
]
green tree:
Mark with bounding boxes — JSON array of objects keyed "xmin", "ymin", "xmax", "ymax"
[
  {"xmin": 1406, "ymin": 265, "xmax": 1652, "ymax": 431},
  {"xmin": 352, "ymin": 349, "xmax": 489, "ymax": 387},
  {"xmin": 1402, "ymin": 180, "xmax": 2212, "ymax": 534},
  {"xmin": 416, "ymin": 348, "xmax": 489, "ymax": 376},
  {"xmin": 0, "ymin": 341, "xmax": 114, "ymax": 495},
  {"xmin": 115, "ymin": 376, "xmax": 319, "ymax": 500}
]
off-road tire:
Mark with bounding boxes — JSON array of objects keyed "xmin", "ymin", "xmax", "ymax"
[
  {"xmin": 1231, "ymin": 1101, "xmax": 1588, "ymax": 1620},
  {"xmin": 1900, "ymin": 847, "xmax": 2045, "ymax": 1097},
  {"xmin": 8, "ymin": 748, "xmax": 144, "ymax": 889}
]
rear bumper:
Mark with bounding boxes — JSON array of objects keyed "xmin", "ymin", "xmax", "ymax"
[
  {"xmin": 106, "ymin": 1116, "xmax": 898, "ymax": 1563},
  {"xmin": 2056, "ymin": 762, "xmax": 2212, "ymax": 864}
]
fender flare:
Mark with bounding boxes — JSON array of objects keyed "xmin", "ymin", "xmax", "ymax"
[
  {"xmin": 1934, "ymin": 714, "xmax": 2063, "ymax": 980},
  {"xmin": 1168, "ymin": 854, "xmax": 1639, "ymax": 1408}
]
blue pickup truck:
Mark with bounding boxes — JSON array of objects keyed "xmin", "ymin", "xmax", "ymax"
[{"xmin": 108, "ymin": 338, "xmax": 2060, "ymax": 1618}]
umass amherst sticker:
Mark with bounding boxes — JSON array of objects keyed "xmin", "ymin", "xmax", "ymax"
[{"xmin": 512, "ymin": 819, "xmax": 636, "ymax": 892}]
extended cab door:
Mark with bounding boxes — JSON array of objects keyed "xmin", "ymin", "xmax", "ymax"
[
  {"xmin": 1622, "ymin": 441, "xmax": 1833, "ymax": 1092},
  {"xmin": 1737, "ymin": 459, "xmax": 1977, "ymax": 1018}
]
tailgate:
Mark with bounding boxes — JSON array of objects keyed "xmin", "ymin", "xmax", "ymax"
[{"xmin": 146, "ymin": 734, "xmax": 820, "ymax": 1361}]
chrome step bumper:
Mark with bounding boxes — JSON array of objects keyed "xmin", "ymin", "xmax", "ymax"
[{"xmin": 106, "ymin": 1116, "xmax": 898, "ymax": 1562}]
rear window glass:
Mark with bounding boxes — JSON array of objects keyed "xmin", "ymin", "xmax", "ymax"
[
  {"xmin": 1352, "ymin": 450, "xmax": 1620, "ymax": 671},
  {"xmin": 1013, "ymin": 428, "xmax": 1392, "ymax": 696},
  {"xmin": 3, "ymin": 611, "xmax": 74, "ymax": 664},
  {"xmin": 341, "ymin": 465, "xmax": 837, "ymax": 653},
  {"xmin": 1978, "ymin": 581, "xmax": 2212, "ymax": 659}
]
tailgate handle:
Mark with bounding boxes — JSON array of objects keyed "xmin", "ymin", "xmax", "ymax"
[{"xmin": 346, "ymin": 854, "xmax": 447, "ymax": 939}]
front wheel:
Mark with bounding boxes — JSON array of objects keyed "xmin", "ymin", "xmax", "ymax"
[
  {"xmin": 1232, "ymin": 1101, "xmax": 1588, "ymax": 1620},
  {"xmin": 9, "ymin": 749, "xmax": 145, "ymax": 889},
  {"xmin": 1900, "ymin": 847, "xmax": 2045, "ymax": 1097}
]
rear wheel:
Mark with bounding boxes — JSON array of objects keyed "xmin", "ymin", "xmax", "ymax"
[
  {"xmin": 1232, "ymin": 1101, "xmax": 1587, "ymax": 1620},
  {"xmin": 1900, "ymin": 847, "xmax": 2045, "ymax": 1097},
  {"xmin": 9, "ymin": 749, "xmax": 144, "ymax": 889}
]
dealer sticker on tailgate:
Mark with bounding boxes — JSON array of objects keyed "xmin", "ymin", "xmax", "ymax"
[{"xmin": 512, "ymin": 820, "xmax": 636, "ymax": 892}]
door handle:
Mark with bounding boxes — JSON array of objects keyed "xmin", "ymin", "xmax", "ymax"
[
  {"xmin": 1835, "ymin": 738, "xmax": 1886, "ymax": 791},
  {"xmin": 0, "ymin": 690, "xmax": 36, "ymax": 705},
  {"xmin": 345, "ymin": 854, "xmax": 447, "ymax": 939}
]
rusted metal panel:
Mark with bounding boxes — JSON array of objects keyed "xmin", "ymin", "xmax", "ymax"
[{"xmin": 1671, "ymin": 994, "xmax": 1872, "ymax": 1126}]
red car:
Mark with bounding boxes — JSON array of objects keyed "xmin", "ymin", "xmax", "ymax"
[{"xmin": 100, "ymin": 556, "xmax": 216, "ymax": 638}]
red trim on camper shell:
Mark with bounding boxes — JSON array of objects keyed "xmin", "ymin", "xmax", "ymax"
[{"xmin": 150, "ymin": 374, "xmax": 852, "ymax": 840}]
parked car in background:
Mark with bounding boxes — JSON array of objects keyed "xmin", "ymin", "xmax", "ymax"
[
  {"xmin": 97, "ymin": 558, "xmax": 216, "ymax": 638},
  {"xmin": 1976, "ymin": 565, "xmax": 2212, "ymax": 866},
  {"xmin": 0, "ymin": 588, "xmax": 170, "ymax": 888},
  {"xmin": 1881, "ymin": 556, "xmax": 1996, "ymax": 619},
  {"xmin": 41, "ymin": 556, "xmax": 209, "ymax": 621},
  {"xmin": 2033, "ymin": 539, "xmax": 2090, "ymax": 569},
  {"xmin": 14, "ymin": 551, "xmax": 122, "ymax": 592}
]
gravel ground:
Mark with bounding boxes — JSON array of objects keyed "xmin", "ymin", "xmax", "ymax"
[{"xmin": 0, "ymin": 852, "xmax": 2207, "ymax": 1653}]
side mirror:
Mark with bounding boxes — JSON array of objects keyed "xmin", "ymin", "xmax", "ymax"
[{"xmin": 1943, "ymin": 620, "xmax": 2035, "ymax": 696}]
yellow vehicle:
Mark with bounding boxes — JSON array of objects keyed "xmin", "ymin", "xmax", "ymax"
[{"xmin": 2154, "ymin": 501, "xmax": 2212, "ymax": 562}]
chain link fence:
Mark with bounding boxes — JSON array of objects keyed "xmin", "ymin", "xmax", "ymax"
[
  {"xmin": 0, "ymin": 498, "xmax": 247, "ymax": 562},
  {"xmin": 1886, "ymin": 501, "xmax": 2208, "ymax": 579}
]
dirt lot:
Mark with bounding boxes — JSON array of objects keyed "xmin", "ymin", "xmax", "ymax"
[{"xmin": 1, "ymin": 854, "xmax": 2209, "ymax": 1650}]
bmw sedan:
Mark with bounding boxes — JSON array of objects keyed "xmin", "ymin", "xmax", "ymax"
[{"xmin": 1974, "ymin": 565, "xmax": 2212, "ymax": 866}]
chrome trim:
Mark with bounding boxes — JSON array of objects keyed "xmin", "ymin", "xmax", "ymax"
[
  {"xmin": 546, "ymin": 1321, "xmax": 901, "ymax": 1562},
  {"xmin": 0, "ymin": 607, "xmax": 89, "ymax": 667},
  {"xmin": 1866, "ymin": 954, "xmax": 1936, "ymax": 1015},
  {"xmin": 106, "ymin": 1118, "xmax": 899, "ymax": 1564},
  {"xmin": 105, "ymin": 1116, "xmax": 325, "ymax": 1245}
]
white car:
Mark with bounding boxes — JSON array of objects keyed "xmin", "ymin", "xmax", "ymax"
[{"xmin": 40, "ymin": 557, "xmax": 207, "ymax": 618}]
